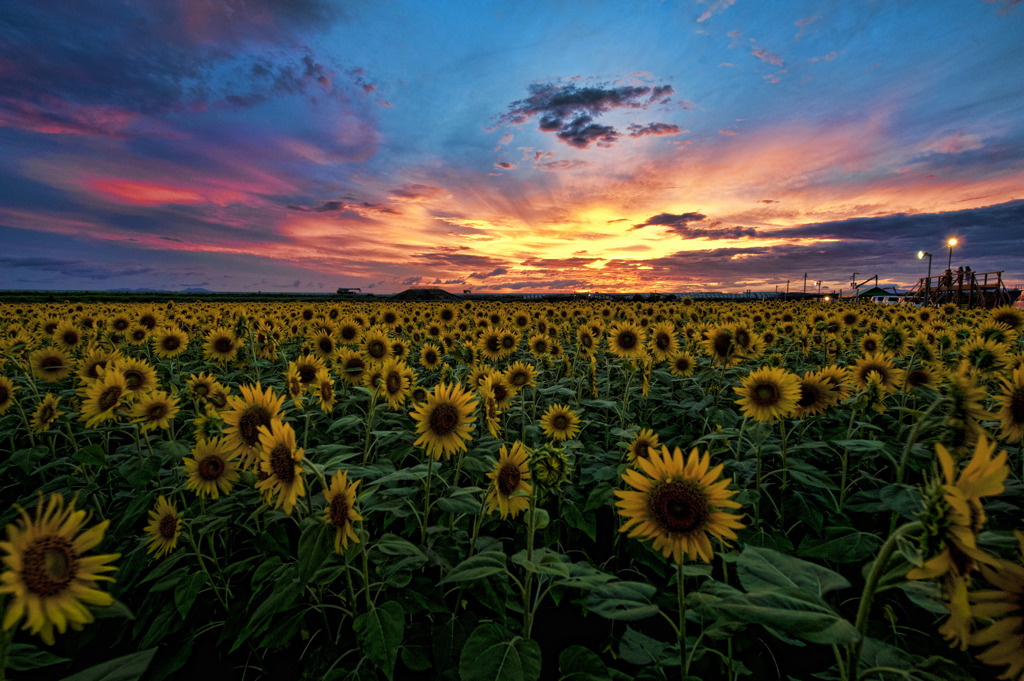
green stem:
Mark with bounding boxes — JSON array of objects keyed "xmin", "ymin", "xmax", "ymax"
[
  {"xmin": 678, "ymin": 559, "xmax": 688, "ymax": 679},
  {"xmin": 421, "ymin": 454, "xmax": 435, "ymax": 544},
  {"xmin": 847, "ymin": 521, "xmax": 923, "ymax": 681},
  {"xmin": 522, "ymin": 480, "xmax": 539, "ymax": 637},
  {"xmin": 184, "ymin": 527, "xmax": 229, "ymax": 611},
  {"xmin": 0, "ymin": 612, "xmax": 13, "ymax": 681},
  {"xmin": 362, "ymin": 391, "xmax": 378, "ymax": 464}
]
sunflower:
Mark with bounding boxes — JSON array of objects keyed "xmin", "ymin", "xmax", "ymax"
[
  {"xmin": 485, "ymin": 441, "xmax": 533, "ymax": 520},
  {"xmin": 390, "ymin": 338, "xmax": 410, "ymax": 361},
  {"xmin": 144, "ymin": 496, "xmax": 181, "ymax": 559},
  {"xmin": 52, "ymin": 320, "xmax": 83, "ymax": 351},
  {"xmin": 482, "ymin": 372, "xmax": 518, "ymax": 410},
  {"xmin": 817, "ymin": 364, "xmax": 852, "ymax": 404},
  {"xmin": 337, "ymin": 349, "xmax": 368, "ymax": 386},
  {"xmin": 126, "ymin": 324, "xmax": 150, "ymax": 346},
  {"xmin": 186, "ymin": 371, "xmax": 217, "ymax": 401},
  {"xmin": 151, "ymin": 327, "xmax": 189, "ymax": 359},
  {"xmin": 293, "ymin": 354, "xmax": 326, "ymax": 387},
  {"xmin": 0, "ymin": 375, "xmax": 18, "ymax": 415},
  {"xmin": 990, "ymin": 304, "xmax": 1024, "ymax": 332},
  {"xmin": 668, "ymin": 351, "xmax": 696, "ymax": 378},
  {"xmin": 648, "ymin": 322, "xmax": 678, "ymax": 362},
  {"xmin": 540, "ymin": 403, "xmax": 581, "ymax": 441},
  {"xmin": 703, "ymin": 326, "xmax": 740, "ymax": 367},
  {"xmin": 203, "ymin": 326, "xmax": 242, "ymax": 363},
  {"xmin": 575, "ymin": 327, "xmax": 598, "ymax": 357},
  {"xmin": 733, "ymin": 366, "xmax": 801, "ymax": 422},
  {"xmin": 183, "ymin": 437, "xmax": 240, "ymax": 499},
  {"xmin": 221, "ymin": 383, "xmax": 286, "ymax": 469},
  {"xmin": 409, "ymin": 381, "xmax": 478, "ymax": 460},
  {"xmin": 311, "ymin": 329, "xmax": 339, "ymax": 362},
  {"xmin": 969, "ymin": 532, "xmax": 1024, "ymax": 680},
  {"xmin": 29, "ymin": 347, "xmax": 73, "ymax": 383},
  {"xmin": 906, "ymin": 363, "xmax": 943, "ymax": 391},
  {"xmin": 136, "ymin": 307, "xmax": 163, "ymax": 330},
  {"xmin": 284, "ymin": 362, "xmax": 306, "ymax": 409},
  {"xmin": 0, "ymin": 494, "xmax": 119, "ymax": 645},
  {"xmin": 362, "ymin": 327, "xmax": 392, "ymax": 364},
  {"xmin": 908, "ymin": 436, "xmax": 1008, "ymax": 649},
  {"xmin": 420, "ymin": 342, "xmax": 443, "ymax": 371},
  {"xmin": 314, "ymin": 367, "xmax": 336, "ymax": 414},
  {"xmin": 114, "ymin": 357, "xmax": 159, "ymax": 398},
  {"xmin": 505, "ymin": 361, "xmax": 536, "ymax": 391},
  {"xmin": 528, "ymin": 334, "xmax": 550, "ymax": 357},
  {"xmin": 791, "ymin": 371, "xmax": 834, "ymax": 419},
  {"xmin": 478, "ymin": 379, "xmax": 502, "ymax": 439},
  {"xmin": 996, "ymin": 366, "xmax": 1024, "ymax": 444},
  {"xmin": 29, "ymin": 394, "xmax": 62, "ymax": 434},
  {"xmin": 850, "ymin": 352, "xmax": 905, "ymax": 392},
  {"xmin": 324, "ymin": 470, "xmax": 363, "ymax": 553},
  {"xmin": 379, "ymin": 359, "xmax": 414, "ymax": 410},
  {"xmin": 615, "ymin": 445, "xmax": 744, "ymax": 564},
  {"xmin": 859, "ymin": 333, "xmax": 883, "ymax": 355},
  {"xmin": 959, "ymin": 336, "xmax": 1009, "ymax": 376},
  {"xmin": 608, "ymin": 322, "xmax": 647, "ymax": 360},
  {"xmin": 79, "ymin": 368, "xmax": 129, "ymax": 428},
  {"xmin": 941, "ymin": 369, "xmax": 996, "ymax": 455},
  {"xmin": 256, "ymin": 419, "xmax": 306, "ymax": 515},
  {"xmin": 129, "ymin": 390, "xmax": 180, "ymax": 432},
  {"xmin": 626, "ymin": 428, "xmax": 661, "ymax": 468}
]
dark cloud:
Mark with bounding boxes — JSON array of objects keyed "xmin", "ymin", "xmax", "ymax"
[
  {"xmin": 468, "ymin": 267, "xmax": 508, "ymax": 280},
  {"xmin": 482, "ymin": 279, "xmax": 587, "ymax": 290},
  {"xmin": 534, "ymin": 159, "xmax": 592, "ymax": 172},
  {"xmin": 633, "ymin": 212, "xmax": 756, "ymax": 239},
  {"xmin": 389, "ymin": 184, "xmax": 451, "ymax": 202},
  {"xmin": 494, "ymin": 161, "xmax": 515, "ymax": 169},
  {"xmin": 757, "ymin": 199, "xmax": 780, "ymax": 204},
  {"xmin": 495, "ymin": 80, "xmax": 676, "ymax": 149},
  {"xmin": 627, "ymin": 122, "xmax": 683, "ymax": 137}
]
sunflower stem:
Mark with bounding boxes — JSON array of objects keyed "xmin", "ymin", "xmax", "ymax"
[
  {"xmin": 677, "ymin": 558, "xmax": 688, "ymax": 679},
  {"xmin": 421, "ymin": 453, "xmax": 435, "ymax": 545},
  {"xmin": 361, "ymin": 390, "xmax": 378, "ymax": 464},
  {"xmin": 522, "ymin": 478, "xmax": 539, "ymax": 638},
  {"xmin": 0, "ymin": 613, "xmax": 12, "ymax": 681},
  {"xmin": 184, "ymin": 526, "xmax": 229, "ymax": 612},
  {"xmin": 847, "ymin": 521, "xmax": 922, "ymax": 681}
]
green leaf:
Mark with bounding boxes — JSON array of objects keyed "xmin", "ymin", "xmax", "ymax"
[
  {"xmin": 375, "ymin": 533, "xmax": 428, "ymax": 559},
  {"xmin": 297, "ymin": 521, "xmax": 335, "ymax": 583},
  {"xmin": 7, "ymin": 643, "xmax": 70, "ymax": 671},
  {"xmin": 618, "ymin": 627, "xmax": 667, "ymax": 666},
  {"xmin": 60, "ymin": 648, "xmax": 158, "ymax": 681},
  {"xmin": 436, "ymin": 486, "xmax": 484, "ymax": 514},
  {"xmin": 584, "ymin": 581, "xmax": 659, "ymax": 621},
  {"xmin": 73, "ymin": 444, "xmax": 106, "ymax": 466},
  {"xmin": 737, "ymin": 546, "xmax": 850, "ymax": 596},
  {"xmin": 459, "ymin": 624, "xmax": 542, "ymax": 681},
  {"xmin": 711, "ymin": 587, "xmax": 859, "ymax": 645},
  {"xmin": 511, "ymin": 548, "xmax": 570, "ymax": 579},
  {"xmin": 557, "ymin": 645, "xmax": 610, "ymax": 681},
  {"xmin": 798, "ymin": 531, "xmax": 882, "ymax": 563},
  {"xmin": 562, "ymin": 501, "xmax": 596, "ymax": 542},
  {"xmin": 174, "ymin": 571, "xmax": 207, "ymax": 619},
  {"xmin": 231, "ymin": 578, "xmax": 303, "ymax": 652},
  {"xmin": 354, "ymin": 600, "xmax": 405, "ymax": 681},
  {"xmin": 440, "ymin": 551, "xmax": 508, "ymax": 585},
  {"xmin": 123, "ymin": 451, "xmax": 162, "ymax": 490}
]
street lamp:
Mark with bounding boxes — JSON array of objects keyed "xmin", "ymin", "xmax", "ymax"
[
  {"xmin": 946, "ymin": 238, "xmax": 958, "ymax": 270},
  {"xmin": 918, "ymin": 250, "xmax": 932, "ymax": 304}
]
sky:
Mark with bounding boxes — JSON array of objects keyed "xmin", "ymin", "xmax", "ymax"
[{"xmin": 1, "ymin": 0, "xmax": 1022, "ymax": 294}]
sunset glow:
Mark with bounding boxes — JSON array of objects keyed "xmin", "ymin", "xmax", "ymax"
[{"xmin": 1, "ymin": 1, "xmax": 1022, "ymax": 292}]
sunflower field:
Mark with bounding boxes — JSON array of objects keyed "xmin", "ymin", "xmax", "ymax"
[{"xmin": 1, "ymin": 297, "xmax": 1024, "ymax": 681}]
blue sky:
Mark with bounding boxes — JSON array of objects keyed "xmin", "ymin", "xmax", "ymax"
[{"xmin": 1, "ymin": 0, "xmax": 1022, "ymax": 293}]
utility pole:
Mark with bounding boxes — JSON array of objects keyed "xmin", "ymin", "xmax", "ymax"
[{"xmin": 803, "ymin": 273, "xmax": 807, "ymax": 294}]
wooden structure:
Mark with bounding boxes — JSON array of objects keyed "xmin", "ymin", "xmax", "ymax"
[
  {"xmin": 901, "ymin": 270, "xmax": 1013, "ymax": 309},
  {"xmin": 336, "ymin": 287, "xmax": 362, "ymax": 295}
]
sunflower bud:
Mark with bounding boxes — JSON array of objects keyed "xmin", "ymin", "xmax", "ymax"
[{"xmin": 531, "ymin": 443, "xmax": 573, "ymax": 489}]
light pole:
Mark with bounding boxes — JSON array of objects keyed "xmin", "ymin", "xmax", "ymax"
[
  {"xmin": 816, "ymin": 280, "xmax": 821, "ymax": 296},
  {"xmin": 946, "ymin": 238, "xmax": 957, "ymax": 270},
  {"xmin": 918, "ymin": 250, "xmax": 932, "ymax": 304}
]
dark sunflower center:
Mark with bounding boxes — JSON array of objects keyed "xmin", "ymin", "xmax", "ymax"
[
  {"xmin": 497, "ymin": 462, "xmax": 521, "ymax": 496},
  {"xmin": 41, "ymin": 356, "xmax": 65, "ymax": 370},
  {"xmin": 198, "ymin": 455, "xmax": 225, "ymax": 480},
  {"xmin": 269, "ymin": 445, "xmax": 295, "ymax": 482},
  {"xmin": 193, "ymin": 382, "xmax": 210, "ymax": 397},
  {"xmin": 368, "ymin": 340, "xmax": 386, "ymax": 358},
  {"xmin": 424, "ymin": 350, "xmax": 438, "ymax": 365},
  {"xmin": 648, "ymin": 479, "xmax": 710, "ymax": 534},
  {"xmin": 485, "ymin": 336, "xmax": 500, "ymax": 352},
  {"xmin": 239, "ymin": 406, "xmax": 271, "ymax": 446},
  {"xmin": 674, "ymin": 357, "xmax": 690, "ymax": 372},
  {"xmin": 329, "ymin": 494, "xmax": 349, "ymax": 528},
  {"xmin": 501, "ymin": 336, "xmax": 516, "ymax": 349},
  {"xmin": 907, "ymin": 369, "xmax": 930, "ymax": 388},
  {"xmin": 158, "ymin": 513, "xmax": 177, "ymax": 540},
  {"xmin": 581, "ymin": 333, "xmax": 593, "ymax": 348},
  {"xmin": 429, "ymin": 403, "xmax": 460, "ymax": 436},
  {"xmin": 86, "ymin": 360, "xmax": 106, "ymax": 380},
  {"xmin": 1009, "ymin": 388, "xmax": 1024, "ymax": 424},
  {"xmin": 492, "ymin": 384, "xmax": 508, "ymax": 403},
  {"xmin": 0, "ymin": 386, "xmax": 8, "ymax": 404},
  {"xmin": 863, "ymin": 338, "xmax": 877, "ymax": 352},
  {"xmin": 214, "ymin": 338, "xmax": 233, "ymax": 353},
  {"xmin": 318, "ymin": 337, "xmax": 334, "ymax": 353},
  {"xmin": 162, "ymin": 336, "xmax": 181, "ymax": 351},
  {"xmin": 533, "ymin": 340, "xmax": 547, "ymax": 353},
  {"xmin": 753, "ymin": 382, "xmax": 781, "ymax": 406},
  {"xmin": 861, "ymin": 365, "xmax": 887, "ymax": 384},
  {"xmin": 39, "ymin": 404, "xmax": 54, "ymax": 422},
  {"xmin": 386, "ymin": 372, "xmax": 402, "ymax": 395},
  {"xmin": 320, "ymin": 381, "xmax": 333, "ymax": 401},
  {"xmin": 23, "ymin": 536, "xmax": 78, "ymax": 597},
  {"xmin": 994, "ymin": 313, "xmax": 1020, "ymax": 330},
  {"xmin": 713, "ymin": 333, "xmax": 732, "ymax": 357},
  {"xmin": 510, "ymin": 371, "xmax": 527, "ymax": 387},
  {"xmin": 341, "ymin": 327, "xmax": 358, "ymax": 341},
  {"xmin": 553, "ymin": 414, "xmax": 569, "ymax": 430},
  {"xmin": 734, "ymin": 330, "xmax": 750, "ymax": 348},
  {"xmin": 140, "ymin": 314, "xmax": 157, "ymax": 329},
  {"xmin": 633, "ymin": 439, "xmax": 653, "ymax": 459},
  {"xmin": 209, "ymin": 391, "xmax": 228, "ymax": 409},
  {"xmin": 298, "ymin": 365, "xmax": 317, "ymax": 384},
  {"xmin": 98, "ymin": 386, "xmax": 123, "ymax": 411},
  {"xmin": 113, "ymin": 318, "xmax": 130, "ymax": 331},
  {"xmin": 656, "ymin": 332, "xmax": 671, "ymax": 350},
  {"xmin": 124, "ymin": 370, "xmax": 143, "ymax": 389},
  {"xmin": 797, "ymin": 384, "xmax": 820, "ymax": 408},
  {"xmin": 618, "ymin": 331, "xmax": 637, "ymax": 350},
  {"xmin": 62, "ymin": 331, "xmax": 79, "ymax": 345},
  {"xmin": 147, "ymin": 402, "xmax": 168, "ymax": 420}
]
